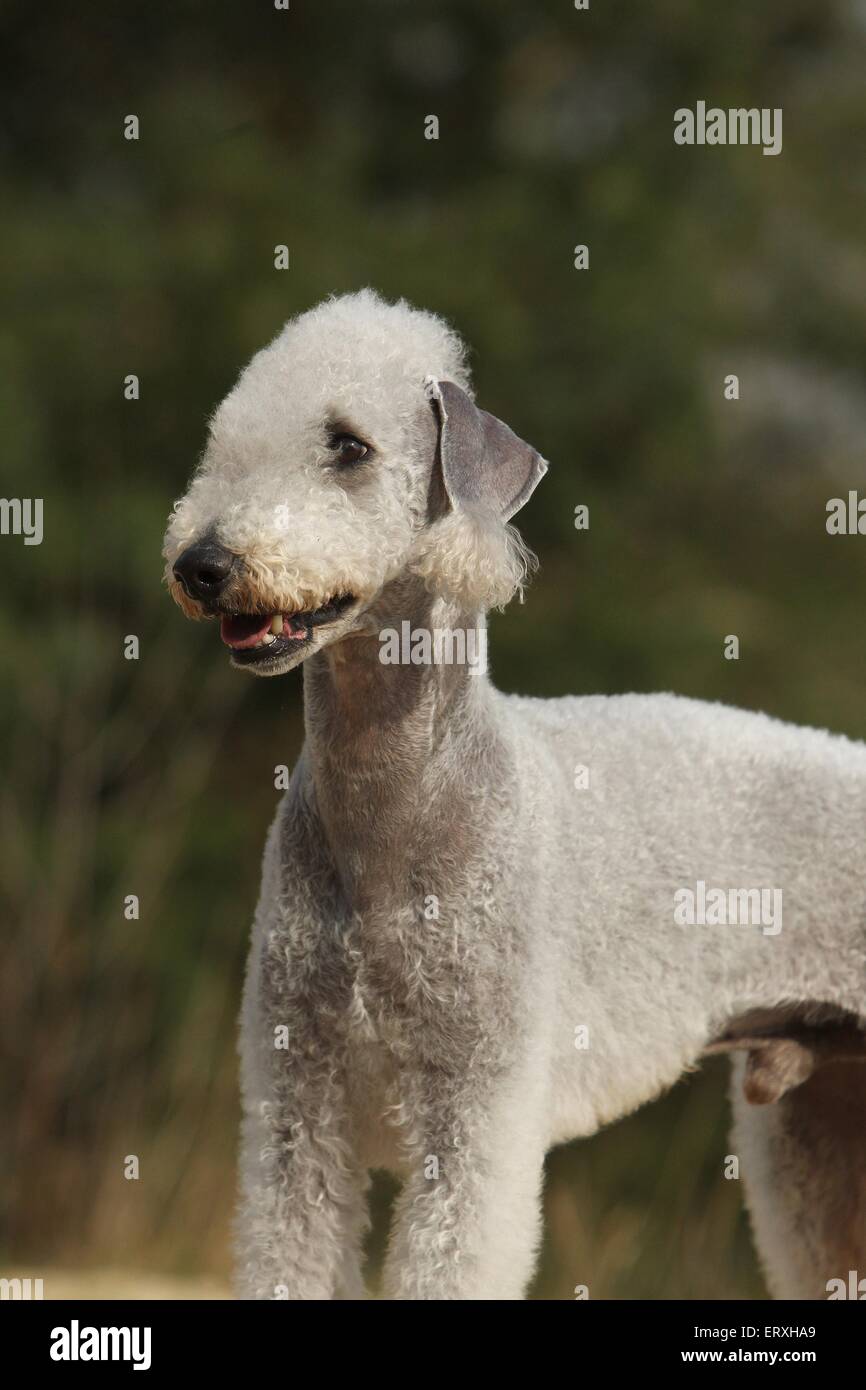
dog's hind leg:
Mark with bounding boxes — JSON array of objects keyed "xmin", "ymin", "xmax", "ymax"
[{"xmin": 731, "ymin": 1052, "xmax": 866, "ymax": 1299}]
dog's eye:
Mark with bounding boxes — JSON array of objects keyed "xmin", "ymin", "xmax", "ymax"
[{"xmin": 330, "ymin": 434, "xmax": 370, "ymax": 467}]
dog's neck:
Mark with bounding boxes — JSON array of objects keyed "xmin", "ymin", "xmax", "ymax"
[{"xmin": 302, "ymin": 577, "xmax": 494, "ymax": 909}]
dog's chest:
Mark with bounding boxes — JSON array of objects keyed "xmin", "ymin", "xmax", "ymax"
[
  {"xmin": 338, "ymin": 907, "xmax": 478, "ymax": 1051},
  {"xmin": 277, "ymin": 888, "xmax": 507, "ymax": 1077},
  {"xmin": 275, "ymin": 789, "xmax": 523, "ymax": 1085}
]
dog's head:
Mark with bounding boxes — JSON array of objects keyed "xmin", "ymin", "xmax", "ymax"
[{"xmin": 163, "ymin": 289, "xmax": 547, "ymax": 676}]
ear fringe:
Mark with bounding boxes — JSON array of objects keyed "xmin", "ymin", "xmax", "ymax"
[{"xmin": 410, "ymin": 506, "xmax": 537, "ymax": 612}]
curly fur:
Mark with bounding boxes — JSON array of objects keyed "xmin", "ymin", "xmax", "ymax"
[
  {"xmin": 163, "ymin": 289, "xmax": 473, "ymax": 624},
  {"xmin": 165, "ymin": 290, "xmax": 866, "ymax": 1301},
  {"xmin": 410, "ymin": 506, "xmax": 537, "ymax": 611}
]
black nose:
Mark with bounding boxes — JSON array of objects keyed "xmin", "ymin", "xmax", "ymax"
[{"xmin": 172, "ymin": 540, "xmax": 236, "ymax": 602}]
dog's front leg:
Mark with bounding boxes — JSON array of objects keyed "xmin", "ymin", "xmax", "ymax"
[
  {"xmin": 382, "ymin": 1072, "xmax": 547, "ymax": 1301},
  {"xmin": 234, "ymin": 1050, "xmax": 368, "ymax": 1301},
  {"xmin": 235, "ymin": 911, "xmax": 368, "ymax": 1301}
]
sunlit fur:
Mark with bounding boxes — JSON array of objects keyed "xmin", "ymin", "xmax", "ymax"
[
  {"xmin": 163, "ymin": 290, "xmax": 531, "ymax": 671},
  {"xmin": 166, "ymin": 291, "xmax": 866, "ymax": 1301}
]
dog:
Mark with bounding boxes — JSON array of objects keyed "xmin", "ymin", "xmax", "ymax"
[{"xmin": 164, "ymin": 289, "xmax": 866, "ymax": 1299}]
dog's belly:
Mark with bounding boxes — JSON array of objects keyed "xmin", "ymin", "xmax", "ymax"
[
  {"xmin": 545, "ymin": 1008, "xmax": 709, "ymax": 1147},
  {"xmin": 509, "ymin": 687, "xmax": 866, "ymax": 1149}
]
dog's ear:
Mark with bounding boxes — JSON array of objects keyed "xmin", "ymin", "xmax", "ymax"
[
  {"xmin": 425, "ymin": 377, "xmax": 547, "ymax": 521},
  {"xmin": 411, "ymin": 377, "xmax": 546, "ymax": 611}
]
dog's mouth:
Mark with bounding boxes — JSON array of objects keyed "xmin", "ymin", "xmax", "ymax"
[{"xmin": 220, "ymin": 594, "xmax": 357, "ymax": 665}]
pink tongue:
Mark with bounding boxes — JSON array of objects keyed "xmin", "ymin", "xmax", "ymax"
[{"xmin": 220, "ymin": 614, "xmax": 274, "ymax": 649}]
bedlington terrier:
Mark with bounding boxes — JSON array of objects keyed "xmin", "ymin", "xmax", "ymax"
[{"xmin": 164, "ymin": 289, "xmax": 866, "ymax": 1301}]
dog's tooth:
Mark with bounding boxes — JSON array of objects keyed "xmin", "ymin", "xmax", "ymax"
[
  {"xmin": 262, "ymin": 633, "xmax": 276, "ymax": 645},
  {"xmin": 270, "ymin": 614, "xmax": 283, "ymax": 635}
]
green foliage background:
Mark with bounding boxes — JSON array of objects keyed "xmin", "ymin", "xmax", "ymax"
[{"xmin": 1, "ymin": 0, "xmax": 864, "ymax": 1297}]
